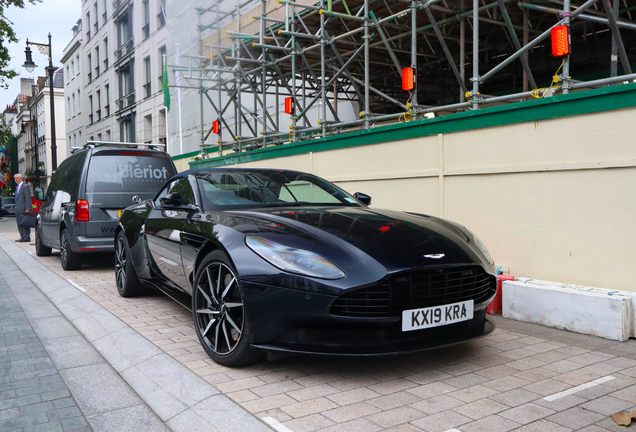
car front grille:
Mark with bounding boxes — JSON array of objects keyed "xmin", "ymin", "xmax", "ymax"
[{"xmin": 331, "ymin": 266, "xmax": 496, "ymax": 318}]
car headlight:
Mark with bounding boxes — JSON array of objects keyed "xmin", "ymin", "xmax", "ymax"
[
  {"xmin": 246, "ymin": 236, "xmax": 345, "ymax": 280},
  {"xmin": 469, "ymin": 231, "xmax": 494, "ymax": 265}
]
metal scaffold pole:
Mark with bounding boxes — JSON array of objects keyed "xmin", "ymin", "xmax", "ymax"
[{"xmin": 165, "ymin": 0, "xmax": 635, "ymax": 153}]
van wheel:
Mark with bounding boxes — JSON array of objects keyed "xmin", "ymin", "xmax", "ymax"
[
  {"xmin": 35, "ymin": 224, "xmax": 51, "ymax": 256},
  {"xmin": 60, "ymin": 229, "xmax": 83, "ymax": 270},
  {"xmin": 115, "ymin": 231, "xmax": 146, "ymax": 297}
]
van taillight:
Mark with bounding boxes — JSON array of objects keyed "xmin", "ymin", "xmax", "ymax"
[{"xmin": 75, "ymin": 200, "xmax": 90, "ymax": 221}]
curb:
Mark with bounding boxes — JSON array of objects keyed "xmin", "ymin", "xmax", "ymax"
[{"xmin": 0, "ymin": 235, "xmax": 273, "ymax": 432}]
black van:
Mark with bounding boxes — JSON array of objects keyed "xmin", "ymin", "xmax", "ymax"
[{"xmin": 35, "ymin": 142, "xmax": 177, "ymax": 270}]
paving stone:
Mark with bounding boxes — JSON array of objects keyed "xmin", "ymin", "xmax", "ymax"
[
  {"xmin": 490, "ymin": 388, "xmax": 541, "ymax": 407},
  {"xmin": 523, "ymin": 379, "xmax": 572, "ymax": 397},
  {"xmin": 498, "ymin": 402, "xmax": 556, "ymax": 424},
  {"xmin": 318, "ymin": 417, "xmax": 383, "ymax": 432},
  {"xmin": 576, "ymin": 384, "xmax": 616, "ymax": 400},
  {"xmin": 453, "ymin": 398, "xmax": 509, "ymax": 420},
  {"xmin": 367, "ymin": 379, "xmax": 418, "ymax": 395},
  {"xmin": 327, "ymin": 387, "xmax": 381, "ymax": 406},
  {"xmin": 442, "ymin": 373, "xmax": 490, "ymax": 389},
  {"xmin": 282, "ymin": 413, "xmax": 335, "ymax": 432},
  {"xmin": 579, "ymin": 395, "xmax": 634, "ymax": 416},
  {"xmin": 366, "ymin": 406, "xmax": 425, "ymax": 428},
  {"xmin": 447, "ymin": 385, "xmax": 499, "ymax": 403},
  {"xmin": 405, "ymin": 382, "xmax": 456, "ymax": 399},
  {"xmin": 546, "ymin": 407, "xmax": 606, "ymax": 429},
  {"xmin": 410, "ymin": 410, "xmax": 471, "ymax": 432},
  {"xmin": 483, "ymin": 376, "xmax": 531, "ymax": 392},
  {"xmin": 281, "ymin": 397, "xmax": 341, "ymax": 418},
  {"xmin": 321, "ymin": 401, "xmax": 380, "ymax": 423},
  {"xmin": 535, "ymin": 394, "xmax": 587, "ymax": 412},
  {"xmin": 367, "ymin": 391, "xmax": 421, "ymax": 410},
  {"xmin": 410, "ymin": 394, "xmax": 464, "ymax": 414},
  {"xmin": 460, "ymin": 414, "xmax": 520, "ymax": 432},
  {"xmin": 512, "ymin": 419, "xmax": 573, "ymax": 431}
]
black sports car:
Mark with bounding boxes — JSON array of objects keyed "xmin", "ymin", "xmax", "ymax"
[{"xmin": 115, "ymin": 168, "xmax": 496, "ymax": 366}]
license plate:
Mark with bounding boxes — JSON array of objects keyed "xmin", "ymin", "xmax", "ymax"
[
  {"xmin": 402, "ymin": 300, "xmax": 474, "ymax": 332},
  {"xmin": 117, "ymin": 210, "xmax": 122, "ymax": 218}
]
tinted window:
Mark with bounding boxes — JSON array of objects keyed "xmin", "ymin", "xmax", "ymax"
[
  {"xmin": 154, "ymin": 177, "xmax": 195, "ymax": 207},
  {"xmin": 85, "ymin": 154, "xmax": 175, "ymax": 193},
  {"xmin": 196, "ymin": 171, "xmax": 360, "ymax": 210},
  {"xmin": 45, "ymin": 165, "xmax": 67, "ymax": 201},
  {"xmin": 62, "ymin": 152, "xmax": 87, "ymax": 200},
  {"xmin": 1, "ymin": 198, "xmax": 15, "ymax": 205}
]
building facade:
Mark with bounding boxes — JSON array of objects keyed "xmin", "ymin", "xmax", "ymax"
[
  {"xmin": 74, "ymin": 0, "xmax": 167, "ymax": 146},
  {"xmin": 62, "ymin": 20, "xmax": 85, "ymax": 153}
]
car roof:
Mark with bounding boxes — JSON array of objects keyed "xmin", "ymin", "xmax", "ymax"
[{"xmin": 173, "ymin": 167, "xmax": 307, "ymax": 180}]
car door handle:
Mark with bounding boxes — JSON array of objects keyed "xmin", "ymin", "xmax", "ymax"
[{"xmin": 180, "ymin": 233, "xmax": 206, "ymax": 249}]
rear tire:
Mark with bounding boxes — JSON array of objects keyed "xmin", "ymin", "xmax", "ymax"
[
  {"xmin": 115, "ymin": 231, "xmax": 146, "ymax": 297},
  {"xmin": 35, "ymin": 223, "xmax": 51, "ymax": 257},
  {"xmin": 60, "ymin": 229, "xmax": 83, "ymax": 270},
  {"xmin": 192, "ymin": 251, "xmax": 264, "ymax": 367}
]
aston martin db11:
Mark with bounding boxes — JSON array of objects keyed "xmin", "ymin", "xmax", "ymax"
[{"xmin": 115, "ymin": 168, "xmax": 496, "ymax": 366}]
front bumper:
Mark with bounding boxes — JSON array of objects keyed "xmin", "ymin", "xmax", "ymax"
[
  {"xmin": 69, "ymin": 236, "xmax": 115, "ymax": 253},
  {"xmin": 242, "ymin": 281, "xmax": 495, "ymax": 356}
]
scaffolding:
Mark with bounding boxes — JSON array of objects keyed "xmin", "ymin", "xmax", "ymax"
[{"xmin": 164, "ymin": 0, "xmax": 636, "ymax": 157}]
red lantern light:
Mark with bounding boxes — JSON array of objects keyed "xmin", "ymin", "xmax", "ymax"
[
  {"xmin": 285, "ymin": 97, "xmax": 294, "ymax": 115},
  {"xmin": 212, "ymin": 120, "xmax": 219, "ymax": 134},
  {"xmin": 402, "ymin": 67, "xmax": 414, "ymax": 91},
  {"xmin": 551, "ymin": 25, "xmax": 570, "ymax": 57}
]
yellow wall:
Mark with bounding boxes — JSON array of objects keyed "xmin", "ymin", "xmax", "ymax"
[{"xmin": 180, "ymin": 106, "xmax": 636, "ymax": 291}]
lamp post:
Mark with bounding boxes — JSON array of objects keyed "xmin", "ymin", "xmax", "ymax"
[{"xmin": 22, "ymin": 33, "xmax": 57, "ymax": 172}]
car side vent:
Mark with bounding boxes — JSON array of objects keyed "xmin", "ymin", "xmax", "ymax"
[{"xmin": 331, "ymin": 266, "xmax": 496, "ymax": 318}]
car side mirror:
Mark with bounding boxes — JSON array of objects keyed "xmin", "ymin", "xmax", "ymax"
[
  {"xmin": 353, "ymin": 192, "xmax": 371, "ymax": 205},
  {"xmin": 34, "ymin": 188, "xmax": 44, "ymax": 201},
  {"xmin": 160, "ymin": 192, "xmax": 182, "ymax": 208}
]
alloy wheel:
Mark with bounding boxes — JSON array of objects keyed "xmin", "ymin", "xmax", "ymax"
[
  {"xmin": 60, "ymin": 232, "xmax": 68, "ymax": 266},
  {"xmin": 115, "ymin": 236, "xmax": 127, "ymax": 290},
  {"xmin": 195, "ymin": 262, "xmax": 244, "ymax": 355}
]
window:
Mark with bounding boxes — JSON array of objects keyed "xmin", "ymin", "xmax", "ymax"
[
  {"xmin": 89, "ymin": 95, "xmax": 93, "ymax": 124},
  {"xmin": 143, "ymin": 0, "xmax": 150, "ymax": 40},
  {"xmin": 95, "ymin": 47, "xmax": 100, "ymax": 77},
  {"xmin": 72, "ymin": 93, "xmax": 76, "ymax": 116},
  {"xmin": 93, "ymin": 2, "xmax": 99, "ymax": 32},
  {"xmin": 120, "ymin": 115, "xmax": 134, "ymax": 142},
  {"xmin": 96, "ymin": 90, "xmax": 101, "ymax": 121},
  {"xmin": 105, "ymin": 84, "xmax": 110, "ymax": 116},
  {"xmin": 66, "ymin": 65, "xmax": 70, "ymax": 83},
  {"xmin": 144, "ymin": 57, "xmax": 151, "ymax": 98},
  {"xmin": 79, "ymin": 130, "xmax": 82, "ymax": 145},
  {"xmin": 158, "ymin": 0, "xmax": 166, "ymax": 28},
  {"xmin": 155, "ymin": 178, "xmax": 195, "ymax": 207},
  {"xmin": 76, "ymin": 55, "xmax": 80, "ymax": 75},
  {"xmin": 67, "ymin": 97, "xmax": 71, "ymax": 120},
  {"xmin": 87, "ymin": 54, "xmax": 92, "ymax": 82},
  {"xmin": 102, "ymin": 0, "xmax": 107, "ymax": 24},
  {"xmin": 103, "ymin": 38, "xmax": 109, "ymax": 69},
  {"xmin": 86, "ymin": 12, "xmax": 91, "ymax": 39},
  {"xmin": 77, "ymin": 89, "xmax": 81, "ymax": 113},
  {"xmin": 70, "ymin": 60, "xmax": 74, "ymax": 76}
]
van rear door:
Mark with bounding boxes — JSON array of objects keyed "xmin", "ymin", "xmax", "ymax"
[{"xmin": 83, "ymin": 150, "xmax": 176, "ymax": 238}]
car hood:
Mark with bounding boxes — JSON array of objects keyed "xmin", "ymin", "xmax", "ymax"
[{"xmin": 225, "ymin": 206, "xmax": 491, "ymax": 274}]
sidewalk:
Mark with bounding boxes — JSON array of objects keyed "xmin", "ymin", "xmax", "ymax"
[{"xmin": 0, "ymin": 229, "xmax": 273, "ymax": 432}]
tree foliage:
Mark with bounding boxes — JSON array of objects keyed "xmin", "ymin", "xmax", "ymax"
[{"xmin": 0, "ymin": 0, "xmax": 42, "ymax": 89}]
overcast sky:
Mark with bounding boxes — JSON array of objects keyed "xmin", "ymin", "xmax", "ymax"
[{"xmin": 1, "ymin": 0, "xmax": 81, "ymax": 109}]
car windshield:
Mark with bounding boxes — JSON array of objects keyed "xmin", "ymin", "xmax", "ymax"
[{"xmin": 196, "ymin": 170, "xmax": 361, "ymax": 210}]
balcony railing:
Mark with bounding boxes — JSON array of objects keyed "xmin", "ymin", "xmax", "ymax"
[
  {"xmin": 116, "ymin": 91, "xmax": 135, "ymax": 112},
  {"xmin": 114, "ymin": 38, "xmax": 134, "ymax": 63}
]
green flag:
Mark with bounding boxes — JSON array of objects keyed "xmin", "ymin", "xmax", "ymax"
[{"xmin": 162, "ymin": 62, "xmax": 170, "ymax": 112}]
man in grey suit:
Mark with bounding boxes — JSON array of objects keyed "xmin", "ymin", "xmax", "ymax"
[{"xmin": 14, "ymin": 173, "xmax": 32, "ymax": 242}]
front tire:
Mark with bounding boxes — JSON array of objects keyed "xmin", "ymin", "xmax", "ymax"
[
  {"xmin": 193, "ymin": 251, "xmax": 264, "ymax": 367},
  {"xmin": 60, "ymin": 229, "xmax": 83, "ymax": 270},
  {"xmin": 35, "ymin": 224, "xmax": 51, "ymax": 256},
  {"xmin": 115, "ymin": 231, "xmax": 146, "ymax": 297}
]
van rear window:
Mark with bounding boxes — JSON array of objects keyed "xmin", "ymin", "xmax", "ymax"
[{"xmin": 85, "ymin": 154, "xmax": 175, "ymax": 193}]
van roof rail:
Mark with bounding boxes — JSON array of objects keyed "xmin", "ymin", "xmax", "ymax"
[{"xmin": 83, "ymin": 141, "xmax": 166, "ymax": 150}]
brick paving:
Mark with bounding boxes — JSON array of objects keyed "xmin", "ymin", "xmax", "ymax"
[
  {"xmin": 0, "ymin": 273, "xmax": 92, "ymax": 432},
  {"xmin": 5, "ymin": 224, "xmax": 636, "ymax": 431}
]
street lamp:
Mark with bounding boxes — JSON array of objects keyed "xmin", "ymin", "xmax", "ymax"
[{"xmin": 22, "ymin": 33, "xmax": 58, "ymax": 172}]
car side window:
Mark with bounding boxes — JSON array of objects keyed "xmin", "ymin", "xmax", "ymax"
[{"xmin": 154, "ymin": 177, "xmax": 195, "ymax": 208}]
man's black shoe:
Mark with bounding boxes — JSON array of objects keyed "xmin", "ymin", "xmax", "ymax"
[{"xmin": 15, "ymin": 239, "xmax": 23, "ymax": 242}]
